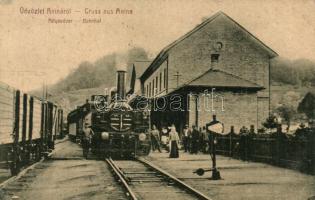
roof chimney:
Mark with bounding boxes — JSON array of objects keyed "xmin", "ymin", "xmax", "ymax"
[{"xmin": 116, "ymin": 70, "xmax": 126, "ymax": 100}]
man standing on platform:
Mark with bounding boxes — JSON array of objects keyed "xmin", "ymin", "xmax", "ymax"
[
  {"xmin": 151, "ymin": 125, "xmax": 162, "ymax": 153},
  {"xmin": 191, "ymin": 125, "xmax": 200, "ymax": 154},
  {"xmin": 182, "ymin": 124, "xmax": 191, "ymax": 152}
]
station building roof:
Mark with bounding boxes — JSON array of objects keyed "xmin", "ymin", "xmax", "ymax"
[
  {"xmin": 186, "ymin": 68, "xmax": 264, "ymax": 89},
  {"xmin": 140, "ymin": 11, "xmax": 278, "ymax": 82}
]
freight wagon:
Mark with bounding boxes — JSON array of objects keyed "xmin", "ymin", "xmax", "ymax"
[{"xmin": 0, "ymin": 82, "xmax": 63, "ymax": 175}]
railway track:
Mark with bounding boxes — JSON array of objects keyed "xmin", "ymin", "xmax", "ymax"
[{"xmin": 106, "ymin": 157, "xmax": 212, "ymax": 200}]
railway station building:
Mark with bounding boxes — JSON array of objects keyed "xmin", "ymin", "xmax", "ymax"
[{"xmin": 138, "ymin": 11, "xmax": 278, "ymax": 134}]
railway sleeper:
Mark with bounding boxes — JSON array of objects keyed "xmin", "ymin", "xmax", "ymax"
[
  {"xmin": 130, "ymin": 179, "xmax": 164, "ymax": 183},
  {"xmin": 124, "ymin": 171, "xmax": 156, "ymax": 174}
]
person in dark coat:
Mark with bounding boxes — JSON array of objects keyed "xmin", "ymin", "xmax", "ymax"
[
  {"xmin": 190, "ymin": 125, "xmax": 200, "ymax": 154},
  {"xmin": 182, "ymin": 124, "xmax": 191, "ymax": 152},
  {"xmin": 169, "ymin": 126, "xmax": 180, "ymax": 158}
]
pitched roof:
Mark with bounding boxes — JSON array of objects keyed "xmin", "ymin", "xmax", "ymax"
[
  {"xmin": 140, "ymin": 11, "xmax": 278, "ymax": 81},
  {"xmin": 184, "ymin": 68, "xmax": 263, "ymax": 89}
]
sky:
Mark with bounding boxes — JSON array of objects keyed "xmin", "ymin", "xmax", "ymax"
[{"xmin": 0, "ymin": 0, "xmax": 315, "ymax": 91}]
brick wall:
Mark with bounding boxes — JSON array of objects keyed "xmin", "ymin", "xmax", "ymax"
[
  {"xmin": 166, "ymin": 14, "xmax": 271, "ymax": 126},
  {"xmin": 167, "ymin": 14, "xmax": 270, "ymax": 93},
  {"xmin": 188, "ymin": 90, "xmax": 258, "ymax": 133}
]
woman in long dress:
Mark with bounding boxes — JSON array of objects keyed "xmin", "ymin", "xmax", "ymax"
[{"xmin": 169, "ymin": 126, "xmax": 180, "ymax": 158}]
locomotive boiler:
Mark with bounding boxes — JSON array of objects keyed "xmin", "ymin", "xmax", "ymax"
[{"xmin": 67, "ymin": 70, "xmax": 151, "ymax": 158}]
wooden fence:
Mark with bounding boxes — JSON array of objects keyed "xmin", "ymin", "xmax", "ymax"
[{"xmin": 213, "ymin": 126, "xmax": 315, "ymax": 174}]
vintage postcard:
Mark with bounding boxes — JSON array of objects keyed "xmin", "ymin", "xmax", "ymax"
[{"xmin": 0, "ymin": 0, "xmax": 314, "ymax": 199}]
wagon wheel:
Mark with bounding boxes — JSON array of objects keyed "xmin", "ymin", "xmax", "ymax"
[
  {"xmin": 35, "ymin": 145, "xmax": 41, "ymax": 161},
  {"xmin": 9, "ymin": 151, "xmax": 21, "ymax": 176},
  {"xmin": 7, "ymin": 146, "xmax": 21, "ymax": 175},
  {"xmin": 10, "ymin": 159, "xmax": 21, "ymax": 176},
  {"xmin": 24, "ymin": 148, "xmax": 31, "ymax": 165}
]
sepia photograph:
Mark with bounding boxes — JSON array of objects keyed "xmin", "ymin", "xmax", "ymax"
[{"xmin": 0, "ymin": 0, "xmax": 314, "ymax": 199}]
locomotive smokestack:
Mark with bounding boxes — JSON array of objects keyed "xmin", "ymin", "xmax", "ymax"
[{"xmin": 116, "ymin": 70, "xmax": 126, "ymax": 100}]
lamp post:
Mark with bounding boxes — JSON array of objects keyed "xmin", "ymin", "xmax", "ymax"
[{"xmin": 194, "ymin": 115, "xmax": 223, "ymax": 180}]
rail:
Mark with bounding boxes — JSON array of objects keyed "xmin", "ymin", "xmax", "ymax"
[
  {"xmin": 105, "ymin": 158, "xmax": 138, "ymax": 200},
  {"xmin": 107, "ymin": 157, "xmax": 213, "ymax": 200},
  {"xmin": 137, "ymin": 157, "xmax": 212, "ymax": 200}
]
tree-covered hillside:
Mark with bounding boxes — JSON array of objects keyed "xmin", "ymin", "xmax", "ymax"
[
  {"xmin": 47, "ymin": 47, "xmax": 148, "ymax": 95},
  {"xmin": 271, "ymin": 57, "xmax": 315, "ymax": 86}
]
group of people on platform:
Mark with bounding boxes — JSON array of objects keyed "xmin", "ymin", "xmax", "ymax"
[{"xmin": 150, "ymin": 124, "xmax": 211, "ymax": 158}]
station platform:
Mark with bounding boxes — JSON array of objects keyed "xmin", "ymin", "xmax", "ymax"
[{"xmin": 146, "ymin": 150, "xmax": 315, "ymax": 200}]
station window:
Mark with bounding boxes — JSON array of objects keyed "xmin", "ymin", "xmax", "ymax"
[
  {"xmin": 152, "ymin": 81, "xmax": 154, "ymax": 96},
  {"xmin": 149, "ymin": 82, "xmax": 151, "ymax": 97},
  {"xmin": 164, "ymin": 68, "xmax": 167, "ymax": 88},
  {"xmin": 156, "ymin": 76, "xmax": 158, "ymax": 93},
  {"xmin": 159, "ymin": 72, "xmax": 162, "ymax": 91}
]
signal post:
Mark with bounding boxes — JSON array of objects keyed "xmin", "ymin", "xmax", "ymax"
[{"xmin": 194, "ymin": 115, "xmax": 224, "ymax": 180}]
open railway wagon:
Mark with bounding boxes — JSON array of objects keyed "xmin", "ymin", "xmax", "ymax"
[
  {"xmin": 67, "ymin": 70, "xmax": 151, "ymax": 159},
  {"xmin": 0, "ymin": 82, "xmax": 63, "ymax": 175}
]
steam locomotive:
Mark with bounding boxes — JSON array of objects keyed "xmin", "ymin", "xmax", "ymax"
[
  {"xmin": 67, "ymin": 70, "xmax": 151, "ymax": 158},
  {"xmin": 0, "ymin": 82, "xmax": 64, "ymax": 175}
]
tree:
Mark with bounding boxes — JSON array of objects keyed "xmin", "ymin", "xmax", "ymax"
[
  {"xmin": 270, "ymin": 57, "xmax": 315, "ymax": 86},
  {"xmin": 280, "ymin": 91, "xmax": 300, "ymax": 108},
  {"xmin": 262, "ymin": 115, "xmax": 279, "ymax": 132},
  {"xmin": 298, "ymin": 92, "xmax": 315, "ymax": 120},
  {"xmin": 276, "ymin": 105, "xmax": 296, "ymax": 132}
]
